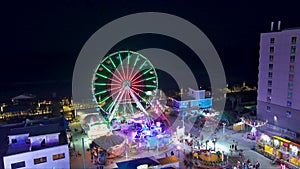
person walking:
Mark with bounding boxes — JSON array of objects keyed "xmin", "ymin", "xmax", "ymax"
[
  {"xmin": 184, "ymin": 159, "xmax": 188, "ymax": 168},
  {"xmin": 90, "ymin": 150, "xmax": 94, "ymax": 163},
  {"xmin": 255, "ymin": 161, "xmax": 260, "ymax": 169},
  {"xmin": 189, "ymin": 161, "xmax": 193, "ymax": 169}
]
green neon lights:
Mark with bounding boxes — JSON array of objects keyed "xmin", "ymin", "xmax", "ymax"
[
  {"xmin": 145, "ymin": 76, "xmax": 156, "ymax": 81},
  {"xmin": 145, "ymin": 85, "xmax": 157, "ymax": 88},
  {"xmin": 94, "ymin": 83, "xmax": 107, "ymax": 86},
  {"xmin": 143, "ymin": 68, "xmax": 152, "ymax": 75},
  {"xmin": 139, "ymin": 61, "xmax": 147, "ymax": 70},
  {"xmin": 94, "ymin": 90, "xmax": 107, "ymax": 95},
  {"xmin": 109, "ymin": 57, "xmax": 116, "ymax": 69},
  {"xmin": 100, "ymin": 96, "xmax": 110, "ymax": 104},
  {"xmin": 134, "ymin": 55, "xmax": 139, "ymax": 67},
  {"xmin": 127, "ymin": 52, "xmax": 131, "ymax": 65},
  {"xmin": 118, "ymin": 53, "xmax": 122, "ymax": 65},
  {"xmin": 106, "ymin": 101, "xmax": 114, "ymax": 111},
  {"xmin": 102, "ymin": 65, "xmax": 111, "ymax": 73},
  {"xmin": 96, "ymin": 73, "xmax": 108, "ymax": 79}
]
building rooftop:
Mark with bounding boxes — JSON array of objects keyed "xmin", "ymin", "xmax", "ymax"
[
  {"xmin": 157, "ymin": 156, "xmax": 180, "ymax": 165},
  {"xmin": 3, "ymin": 105, "xmax": 29, "ymax": 113},
  {"xmin": 283, "ymin": 27, "xmax": 300, "ymax": 31},
  {"xmin": 8, "ymin": 123, "xmax": 61, "ymax": 137},
  {"xmin": 12, "ymin": 94, "xmax": 36, "ymax": 100},
  {"xmin": 0, "ymin": 116, "xmax": 68, "ymax": 168},
  {"xmin": 116, "ymin": 156, "xmax": 160, "ymax": 169}
]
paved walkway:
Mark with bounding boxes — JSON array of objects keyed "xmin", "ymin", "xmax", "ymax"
[{"xmin": 68, "ymin": 119, "xmax": 282, "ymax": 169}]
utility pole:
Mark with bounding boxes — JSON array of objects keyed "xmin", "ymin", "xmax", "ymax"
[
  {"xmin": 82, "ymin": 138, "xmax": 86, "ymax": 169},
  {"xmin": 222, "ymin": 123, "xmax": 226, "ymax": 137}
]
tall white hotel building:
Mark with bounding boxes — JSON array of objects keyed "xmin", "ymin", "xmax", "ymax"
[{"xmin": 257, "ymin": 23, "xmax": 300, "ymax": 132}]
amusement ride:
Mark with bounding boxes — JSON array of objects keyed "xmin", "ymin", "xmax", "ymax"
[{"xmin": 81, "ymin": 51, "xmax": 172, "ymax": 160}]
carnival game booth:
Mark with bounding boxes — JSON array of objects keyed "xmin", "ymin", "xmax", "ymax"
[
  {"xmin": 256, "ymin": 134, "xmax": 300, "ymax": 168},
  {"xmin": 233, "ymin": 121, "xmax": 245, "ymax": 131},
  {"xmin": 289, "ymin": 142, "xmax": 300, "ymax": 167},
  {"xmin": 256, "ymin": 133, "xmax": 274, "ymax": 157},
  {"xmin": 273, "ymin": 136, "xmax": 291, "ymax": 162}
]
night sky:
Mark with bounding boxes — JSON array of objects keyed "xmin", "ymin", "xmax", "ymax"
[{"xmin": 2, "ymin": 0, "xmax": 300, "ymax": 99}]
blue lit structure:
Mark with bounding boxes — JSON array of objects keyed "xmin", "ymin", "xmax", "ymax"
[
  {"xmin": 173, "ymin": 98, "xmax": 212, "ymax": 109},
  {"xmin": 168, "ymin": 88, "xmax": 212, "ymax": 111}
]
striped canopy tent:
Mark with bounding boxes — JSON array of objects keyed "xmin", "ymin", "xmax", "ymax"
[{"xmin": 84, "ymin": 114, "xmax": 101, "ymax": 124}]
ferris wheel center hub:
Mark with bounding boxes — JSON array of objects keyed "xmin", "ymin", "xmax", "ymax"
[{"xmin": 122, "ymin": 80, "xmax": 132, "ymax": 89}]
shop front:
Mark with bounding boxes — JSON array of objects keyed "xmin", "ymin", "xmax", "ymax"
[
  {"xmin": 273, "ymin": 136, "xmax": 290, "ymax": 162},
  {"xmin": 289, "ymin": 142, "xmax": 300, "ymax": 167},
  {"xmin": 256, "ymin": 134, "xmax": 300, "ymax": 168},
  {"xmin": 256, "ymin": 133, "xmax": 274, "ymax": 157}
]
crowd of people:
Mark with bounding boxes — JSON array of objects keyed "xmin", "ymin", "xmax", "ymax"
[
  {"xmin": 233, "ymin": 160, "xmax": 260, "ymax": 169},
  {"xmin": 89, "ymin": 146, "xmax": 107, "ymax": 169}
]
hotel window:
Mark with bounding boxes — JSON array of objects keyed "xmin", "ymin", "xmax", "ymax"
[
  {"xmin": 267, "ymin": 96, "xmax": 271, "ymax": 102},
  {"xmin": 288, "ymin": 91, "xmax": 293, "ymax": 98},
  {"xmin": 268, "ymin": 80, "xmax": 272, "ymax": 87},
  {"xmin": 289, "ymin": 65, "xmax": 294, "ymax": 72},
  {"xmin": 12, "ymin": 139, "xmax": 17, "ymax": 144},
  {"xmin": 286, "ymin": 111, "xmax": 291, "ymax": 118},
  {"xmin": 267, "ymin": 88, "xmax": 272, "ymax": 95},
  {"xmin": 288, "ymin": 82, "xmax": 293, "ymax": 90},
  {"xmin": 291, "ymin": 46, "xmax": 296, "ymax": 53},
  {"xmin": 291, "ymin": 36, "xmax": 297, "ymax": 44},
  {"xmin": 34, "ymin": 157, "xmax": 47, "ymax": 165},
  {"xmin": 267, "ymin": 106, "xmax": 271, "ymax": 111},
  {"xmin": 290, "ymin": 55, "xmax": 295, "ymax": 62},
  {"xmin": 269, "ymin": 64, "xmax": 273, "ymax": 70},
  {"xmin": 270, "ymin": 46, "xmax": 274, "ymax": 53},
  {"xmin": 269, "ymin": 55, "xmax": 274, "ymax": 61},
  {"xmin": 268, "ymin": 72, "xmax": 273, "ymax": 78},
  {"xmin": 11, "ymin": 161, "xmax": 25, "ymax": 169},
  {"xmin": 53, "ymin": 153, "xmax": 65, "ymax": 161},
  {"xmin": 289, "ymin": 74, "xmax": 294, "ymax": 81},
  {"xmin": 270, "ymin": 37, "xmax": 275, "ymax": 44},
  {"xmin": 287, "ymin": 101, "xmax": 292, "ymax": 107}
]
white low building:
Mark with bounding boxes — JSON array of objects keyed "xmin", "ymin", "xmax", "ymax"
[{"xmin": 0, "ymin": 117, "xmax": 70, "ymax": 169}]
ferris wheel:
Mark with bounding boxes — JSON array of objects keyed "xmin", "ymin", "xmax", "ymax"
[{"xmin": 92, "ymin": 51, "xmax": 158, "ymax": 121}]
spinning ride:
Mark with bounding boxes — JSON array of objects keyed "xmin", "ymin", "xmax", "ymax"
[{"xmin": 242, "ymin": 117, "xmax": 268, "ymax": 139}]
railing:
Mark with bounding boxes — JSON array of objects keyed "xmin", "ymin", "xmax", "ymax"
[{"xmin": 264, "ymin": 123, "xmax": 297, "ymax": 139}]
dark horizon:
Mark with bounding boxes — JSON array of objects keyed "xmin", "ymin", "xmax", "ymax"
[{"xmin": 3, "ymin": 0, "xmax": 300, "ymax": 100}]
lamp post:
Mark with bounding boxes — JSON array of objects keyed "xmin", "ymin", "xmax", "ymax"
[
  {"xmin": 82, "ymin": 138, "xmax": 86, "ymax": 169},
  {"xmin": 125, "ymin": 135, "xmax": 128, "ymax": 159},
  {"xmin": 182, "ymin": 111, "xmax": 185, "ymax": 152},
  {"xmin": 222, "ymin": 123, "xmax": 226, "ymax": 136},
  {"xmin": 212, "ymin": 139, "xmax": 216, "ymax": 151},
  {"xmin": 205, "ymin": 140, "xmax": 209, "ymax": 150},
  {"xmin": 176, "ymin": 145, "xmax": 181, "ymax": 158}
]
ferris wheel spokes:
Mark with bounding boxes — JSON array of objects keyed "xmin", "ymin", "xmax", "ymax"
[
  {"xmin": 109, "ymin": 89, "xmax": 126, "ymax": 122},
  {"xmin": 108, "ymin": 88, "xmax": 125, "ymax": 115},
  {"xmin": 128, "ymin": 88, "xmax": 149, "ymax": 116}
]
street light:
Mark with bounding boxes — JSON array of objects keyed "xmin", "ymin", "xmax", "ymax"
[
  {"xmin": 212, "ymin": 139, "xmax": 216, "ymax": 151},
  {"xmin": 176, "ymin": 145, "xmax": 181, "ymax": 157},
  {"xmin": 205, "ymin": 140, "xmax": 209, "ymax": 150},
  {"xmin": 222, "ymin": 123, "xmax": 226, "ymax": 136}
]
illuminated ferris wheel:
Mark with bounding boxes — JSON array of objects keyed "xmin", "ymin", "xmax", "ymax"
[{"xmin": 92, "ymin": 51, "xmax": 158, "ymax": 121}]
